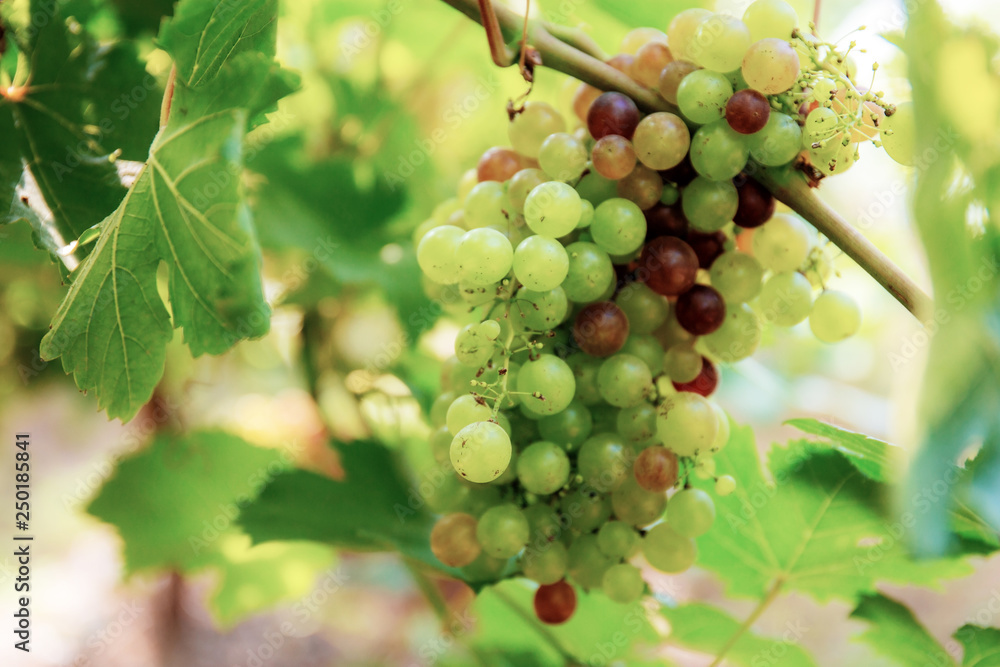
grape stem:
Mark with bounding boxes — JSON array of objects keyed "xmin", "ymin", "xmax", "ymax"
[
  {"xmin": 437, "ymin": 0, "xmax": 933, "ymax": 320},
  {"xmin": 707, "ymin": 577, "xmax": 786, "ymax": 667},
  {"xmin": 492, "ymin": 586, "xmax": 580, "ymax": 663}
]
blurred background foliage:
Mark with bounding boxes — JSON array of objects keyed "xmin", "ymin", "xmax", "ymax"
[{"xmin": 1, "ymin": 0, "xmax": 1000, "ymax": 665}]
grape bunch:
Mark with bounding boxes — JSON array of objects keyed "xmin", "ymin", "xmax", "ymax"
[{"xmin": 415, "ymin": 0, "xmax": 897, "ymax": 624}]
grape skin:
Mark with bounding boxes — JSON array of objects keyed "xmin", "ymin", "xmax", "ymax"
[
  {"xmin": 534, "ymin": 581, "xmax": 577, "ymax": 624},
  {"xmin": 451, "ymin": 420, "xmax": 512, "ymax": 483},
  {"xmin": 431, "ymin": 513, "xmax": 481, "ymax": 567}
]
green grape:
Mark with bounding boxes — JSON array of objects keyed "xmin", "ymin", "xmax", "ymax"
[
  {"xmin": 620, "ymin": 335, "xmax": 665, "ymax": 376},
  {"xmin": 509, "ymin": 101, "xmax": 567, "ymax": 158},
  {"xmin": 451, "ymin": 420, "xmax": 512, "ymax": 483},
  {"xmin": 598, "ymin": 354, "xmax": 652, "ymax": 408},
  {"xmin": 710, "ymin": 402, "xmax": 731, "ymax": 451},
  {"xmin": 803, "ymin": 107, "xmax": 840, "ymax": 146},
  {"xmin": 517, "ymin": 354, "xmax": 576, "ymax": 416},
  {"xmin": 460, "ymin": 551, "xmax": 508, "ymax": 583},
  {"xmin": 455, "ymin": 323, "xmax": 495, "ymax": 367},
  {"xmin": 882, "ymin": 102, "xmax": 915, "ymax": 166},
  {"xmin": 513, "ymin": 235, "xmax": 570, "ymax": 292},
  {"xmin": 576, "ymin": 171, "xmax": 619, "ymax": 206},
  {"xmin": 742, "ymin": 0, "xmax": 798, "ymax": 41},
  {"xmin": 430, "ymin": 390, "xmax": 458, "ymax": 427},
  {"xmin": 620, "ymin": 27, "xmax": 669, "ymax": 54},
  {"xmin": 589, "ymin": 402, "xmax": 620, "ymax": 435},
  {"xmin": 656, "ymin": 392, "xmax": 719, "ymax": 457},
  {"xmin": 676, "ymin": 69, "xmax": 734, "ymax": 125},
  {"xmin": 458, "ymin": 280, "xmax": 501, "ymax": 307},
  {"xmin": 694, "ymin": 455, "xmax": 716, "ymax": 479},
  {"xmin": 431, "ymin": 513, "xmax": 481, "ymax": 567},
  {"xmin": 457, "ymin": 168, "xmax": 478, "ymax": 201},
  {"xmin": 525, "ymin": 182, "xmax": 583, "ymax": 238},
  {"xmin": 597, "ymin": 520, "xmax": 640, "ymax": 558},
  {"xmin": 446, "ymin": 394, "xmax": 492, "ymax": 435},
  {"xmin": 430, "ymin": 425, "xmax": 453, "ymax": 464},
  {"xmin": 561, "ymin": 490, "xmax": 612, "ymax": 534},
  {"xmin": 659, "ymin": 60, "xmax": 701, "ymax": 106},
  {"xmin": 578, "ymin": 432, "xmax": 633, "ymax": 492},
  {"xmin": 602, "ymin": 563, "xmax": 645, "ymax": 604},
  {"xmin": 742, "ymin": 37, "xmax": 800, "ymax": 95},
  {"xmin": 690, "ymin": 120, "xmax": 749, "ymax": 182},
  {"xmin": 539, "ymin": 132, "xmax": 588, "ymax": 182},
  {"xmin": 715, "ymin": 474, "xmax": 737, "ymax": 496},
  {"xmin": 616, "ymin": 402, "xmax": 659, "ymax": 445},
  {"xmin": 811, "ymin": 77, "xmax": 837, "ymax": 102},
  {"xmin": 591, "ymin": 198, "xmax": 647, "ymax": 256},
  {"xmin": 464, "ymin": 181, "xmax": 509, "ymax": 229},
  {"xmin": 689, "ymin": 14, "xmax": 751, "ymax": 72},
  {"xmin": 538, "ymin": 400, "xmax": 593, "ymax": 450},
  {"xmin": 611, "ymin": 474, "xmax": 667, "ymax": 527},
  {"xmin": 667, "ymin": 8, "xmax": 712, "ymax": 62},
  {"xmin": 563, "ymin": 242, "xmax": 615, "ymax": 303},
  {"xmin": 578, "ymin": 199, "xmax": 595, "ymax": 229},
  {"xmin": 667, "ymin": 488, "xmax": 716, "ymax": 537},
  {"xmin": 709, "ymin": 251, "xmax": 763, "ymax": 303},
  {"xmin": 567, "ymin": 353, "xmax": 604, "ymax": 405},
  {"xmin": 517, "ymin": 441, "xmax": 571, "ymax": 494},
  {"xmin": 643, "ymin": 523, "xmax": 697, "ymax": 573},
  {"xmin": 664, "ymin": 343, "xmax": 702, "ymax": 383},
  {"xmin": 476, "ymin": 503, "xmax": 529, "ymax": 558},
  {"xmin": 567, "ymin": 534, "xmax": 615, "ymax": 590},
  {"xmin": 809, "ymin": 290, "xmax": 861, "ymax": 343},
  {"xmin": 632, "ymin": 112, "xmax": 691, "ymax": 170},
  {"xmin": 462, "ymin": 482, "xmax": 503, "ymax": 518},
  {"xmin": 525, "ymin": 503, "xmax": 564, "ymax": 545},
  {"xmin": 747, "ymin": 112, "xmax": 802, "ymax": 166},
  {"xmin": 661, "ymin": 183, "xmax": 681, "ymax": 206},
  {"xmin": 682, "ymin": 176, "xmax": 739, "ymax": 231},
  {"xmin": 433, "ymin": 197, "xmax": 462, "ymax": 224},
  {"xmin": 508, "ymin": 168, "xmax": 550, "ymax": 214},
  {"xmin": 417, "ymin": 225, "xmax": 464, "ymax": 284},
  {"xmin": 615, "ymin": 282, "xmax": 669, "ymax": 334},
  {"xmin": 427, "ymin": 473, "xmax": 471, "ymax": 513},
  {"xmin": 456, "ymin": 228, "xmax": 514, "ymax": 286},
  {"xmin": 752, "ymin": 213, "xmax": 810, "ymax": 272},
  {"xmin": 513, "ymin": 287, "xmax": 569, "ymax": 331},
  {"xmin": 480, "ymin": 320, "xmax": 501, "ymax": 340},
  {"xmin": 758, "ymin": 272, "xmax": 813, "ymax": 326},
  {"xmin": 522, "ymin": 541, "xmax": 569, "ymax": 585},
  {"xmin": 702, "ymin": 303, "xmax": 762, "ymax": 362}
]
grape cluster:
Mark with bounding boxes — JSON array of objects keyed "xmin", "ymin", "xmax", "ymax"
[{"xmin": 416, "ymin": 0, "xmax": 892, "ymax": 624}]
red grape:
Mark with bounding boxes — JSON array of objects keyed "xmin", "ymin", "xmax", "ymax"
[
  {"xmin": 660, "ymin": 153, "xmax": 696, "ymax": 186},
  {"xmin": 639, "ymin": 236, "xmax": 698, "ymax": 296},
  {"xmin": 534, "ymin": 580, "xmax": 577, "ymax": 624},
  {"xmin": 573, "ymin": 301, "xmax": 630, "ymax": 357},
  {"xmin": 725, "ymin": 89, "xmax": 771, "ymax": 135},
  {"xmin": 644, "ymin": 204, "xmax": 689, "ymax": 241},
  {"xmin": 672, "ymin": 356, "xmax": 719, "ymax": 396},
  {"xmin": 733, "ymin": 177, "xmax": 775, "ymax": 229},
  {"xmin": 632, "ymin": 42, "xmax": 674, "ymax": 88},
  {"xmin": 617, "ymin": 164, "xmax": 663, "ymax": 210},
  {"xmin": 686, "ymin": 230, "xmax": 727, "ymax": 269},
  {"xmin": 633, "ymin": 446, "xmax": 679, "ymax": 492},
  {"xmin": 606, "ymin": 53, "xmax": 636, "ymax": 74},
  {"xmin": 587, "ymin": 92, "xmax": 641, "ymax": 140},
  {"xmin": 477, "ymin": 147, "xmax": 526, "ymax": 182},
  {"xmin": 592, "ymin": 135, "xmax": 637, "ymax": 180},
  {"xmin": 675, "ymin": 285, "xmax": 726, "ymax": 335}
]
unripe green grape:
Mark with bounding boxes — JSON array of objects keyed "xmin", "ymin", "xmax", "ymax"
[
  {"xmin": 661, "ymin": 183, "xmax": 681, "ymax": 206},
  {"xmin": 431, "ymin": 513, "xmax": 481, "ymax": 567},
  {"xmin": 462, "ymin": 482, "xmax": 503, "ymax": 517},
  {"xmin": 430, "ymin": 425, "xmax": 453, "ymax": 464},
  {"xmin": 881, "ymin": 102, "xmax": 915, "ymax": 166},
  {"xmin": 758, "ymin": 271, "xmax": 813, "ymax": 326},
  {"xmin": 602, "ymin": 563, "xmax": 645, "ymax": 603},
  {"xmin": 612, "ymin": 474, "xmax": 667, "ymax": 527},
  {"xmin": 451, "ymin": 420, "xmax": 512, "ymax": 483},
  {"xmin": 539, "ymin": 132, "xmax": 588, "ymax": 182},
  {"xmin": 803, "ymin": 107, "xmax": 840, "ymax": 146},
  {"xmin": 677, "ymin": 69, "xmax": 733, "ymax": 125},
  {"xmin": 589, "ymin": 403, "xmax": 619, "ymax": 435},
  {"xmin": 567, "ymin": 353, "xmax": 604, "ymax": 405},
  {"xmin": 427, "ymin": 473, "xmax": 471, "ymax": 513},
  {"xmin": 417, "ymin": 225, "xmax": 464, "ymax": 284},
  {"xmin": 513, "ymin": 235, "xmax": 570, "ymax": 292},
  {"xmin": 615, "ymin": 282, "xmax": 669, "ymax": 334},
  {"xmin": 742, "ymin": 0, "xmax": 798, "ymax": 41},
  {"xmin": 454, "ymin": 323, "xmax": 495, "ymax": 367},
  {"xmin": 464, "ymin": 181, "xmax": 509, "ymax": 229},
  {"xmin": 525, "ymin": 182, "xmax": 583, "ymax": 238},
  {"xmin": 711, "ymin": 402, "xmax": 731, "ymax": 451},
  {"xmin": 517, "ymin": 441, "xmax": 571, "ymax": 494},
  {"xmin": 430, "ymin": 390, "xmax": 458, "ymax": 427},
  {"xmin": 667, "ymin": 8, "xmax": 712, "ymax": 62},
  {"xmin": 682, "ymin": 176, "xmax": 738, "ymax": 231},
  {"xmin": 657, "ymin": 392, "xmax": 719, "ymax": 457},
  {"xmin": 811, "ymin": 77, "xmax": 837, "ymax": 102},
  {"xmin": 457, "ymin": 168, "xmax": 478, "ymax": 201},
  {"xmin": 508, "ymin": 168, "xmax": 550, "ymax": 214},
  {"xmin": 578, "ymin": 200, "xmax": 595, "ymax": 228},
  {"xmin": 522, "ymin": 541, "xmax": 568, "ymax": 585},
  {"xmin": 460, "ymin": 551, "xmax": 508, "ymax": 583},
  {"xmin": 709, "ymin": 251, "xmax": 763, "ymax": 303},
  {"xmin": 809, "ymin": 290, "xmax": 861, "ymax": 343},
  {"xmin": 694, "ymin": 455, "xmax": 716, "ymax": 479},
  {"xmin": 808, "ymin": 141, "xmax": 856, "ymax": 176},
  {"xmin": 702, "ymin": 303, "xmax": 762, "ymax": 362},
  {"xmin": 561, "ymin": 490, "xmax": 612, "ymax": 534},
  {"xmin": 598, "ymin": 354, "xmax": 653, "ymax": 408},
  {"xmin": 667, "ymin": 488, "xmax": 716, "ymax": 537},
  {"xmin": 659, "ymin": 60, "xmax": 701, "ymax": 106},
  {"xmin": 563, "ymin": 241, "xmax": 615, "ymax": 303},
  {"xmin": 742, "ymin": 38, "xmax": 800, "ymax": 95},
  {"xmin": 591, "ymin": 198, "xmax": 647, "ymax": 256},
  {"xmin": 620, "ymin": 335, "xmax": 665, "ymax": 377},
  {"xmin": 525, "ymin": 503, "xmax": 563, "ymax": 545},
  {"xmin": 576, "ymin": 171, "xmax": 619, "ymax": 207},
  {"xmin": 578, "ymin": 432, "xmax": 634, "ymax": 492},
  {"xmin": 567, "ymin": 534, "xmax": 615, "ymax": 590},
  {"xmin": 456, "ymin": 228, "xmax": 513, "ymax": 286},
  {"xmin": 752, "ymin": 213, "xmax": 811, "ymax": 272},
  {"xmin": 747, "ymin": 112, "xmax": 802, "ymax": 166},
  {"xmin": 597, "ymin": 520, "xmax": 640, "ymax": 558},
  {"xmin": 664, "ymin": 343, "xmax": 702, "ymax": 383},
  {"xmin": 689, "ymin": 14, "xmax": 751, "ymax": 72},
  {"xmin": 690, "ymin": 120, "xmax": 749, "ymax": 182},
  {"xmin": 715, "ymin": 474, "xmax": 737, "ymax": 496},
  {"xmin": 476, "ymin": 503, "xmax": 529, "ymax": 558},
  {"xmin": 538, "ymin": 400, "xmax": 593, "ymax": 450},
  {"xmin": 517, "ymin": 354, "xmax": 576, "ymax": 416},
  {"xmin": 446, "ymin": 394, "xmax": 492, "ymax": 435},
  {"xmin": 643, "ymin": 523, "xmax": 697, "ymax": 572},
  {"xmin": 513, "ymin": 287, "xmax": 569, "ymax": 331},
  {"xmin": 509, "ymin": 101, "xmax": 567, "ymax": 158},
  {"xmin": 614, "ymin": 403, "xmax": 658, "ymax": 447},
  {"xmin": 632, "ymin": 112, "xmax": 690, "ymax": 170}
]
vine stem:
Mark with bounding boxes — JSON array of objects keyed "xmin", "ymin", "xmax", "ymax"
[
  {"xmin": 707, "ymin": 578, "xmax": 786, "ymax": 667},
  {"xmin": 492, "ymin": 586, "xmax": 579, "ymax": 664},
  {"xmin": 438, "ymin": 0, "xmax": 933, "ymax": 320}
]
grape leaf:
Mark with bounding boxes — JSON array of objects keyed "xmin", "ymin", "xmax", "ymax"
[
  {"xmin": 955, "ymin": 625, "xmax": 1000, "ymax": 666},
  {"xmin": 87, "ymin": 430, "xmax": 288, "ymax": 572},
  {"xmin": 785, "ymin": 418, "xmax": 901, "ymax": 483},
  {"xmin": 696, "ymin": 425, "xmax": 972, "ymax": 602},
  {"xmin": 662, "ymin": 603, "xmax": 817, "ymax": 667},
  {"xmin": 40, "ymin": 0, "xmax": 296, "ymax": 420}
]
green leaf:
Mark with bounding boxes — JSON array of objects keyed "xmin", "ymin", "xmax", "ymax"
[
  {"xmin": 954, "ymin": 625, "xmax": 1000, "ymax": 666},
  {"xmin": 850, "ymin": 594, "xmax": 958, "ymax": 667},
  {"xmin": 696, "ymin": 425, "xmax": 971, "ymax": 602},
  {"xmin": 785, "ymin": 418, "xmax": 901, "ymax": 483},
  {"xmin": 87, "ymin": 430, "xmax": 287, "ymax": 572},
  {"xmin": 662, "ymin": 603, "xmax": 818, "ymax": 667}
]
